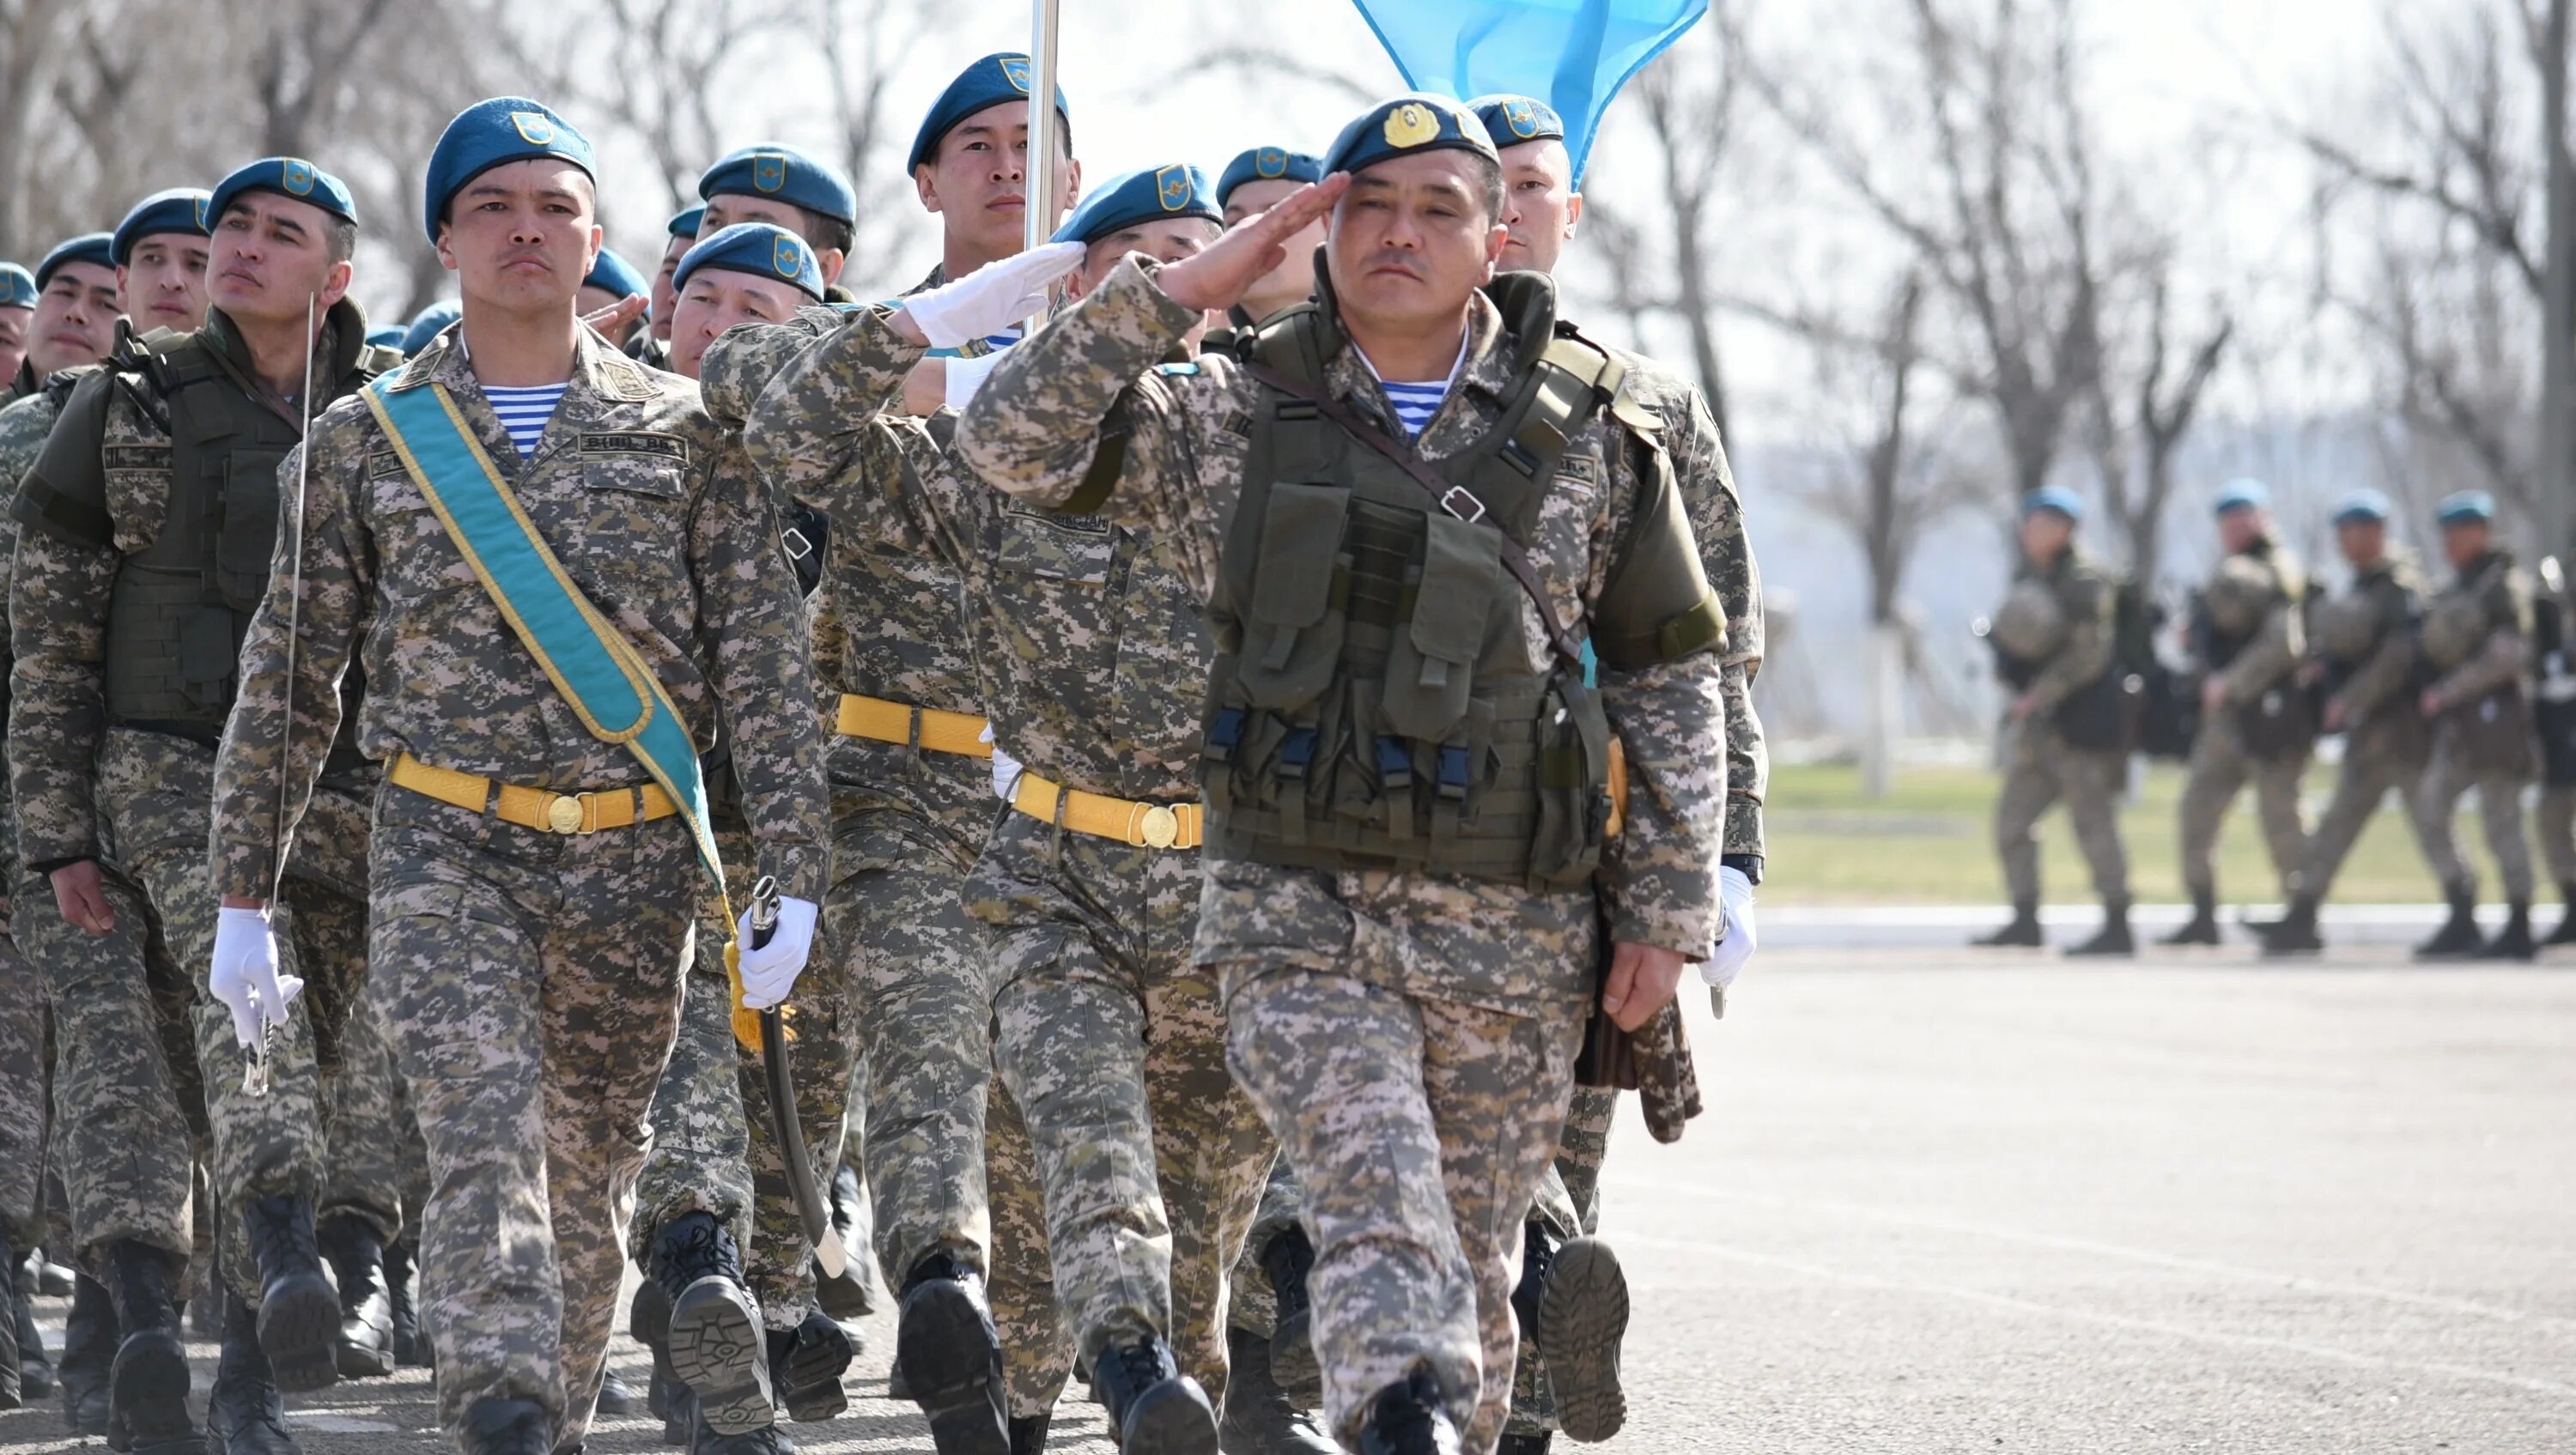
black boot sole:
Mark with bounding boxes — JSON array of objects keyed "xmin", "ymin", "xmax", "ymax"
[
  {"xmin": 896, "ymin": 1281, "xmax": 1011, "ymax": 1455},
  {"xmin": 1267, "ymin": 1313, "xmax": 1319, "ymax": 1404},
  {"xmin": 1119, "ymin": 1376, "xmax": 1219, "ymax": 1455},
  {"xmin": 64, "ymin": 1380, "xmax": 112, "ymax": 1435},
  {"xmin": 665, "ymin": 1277, "xmax": 773, "ymax": 1435},
  {"xmin": 258, "ymin": 1272, "xmax": 342, "ymax": 1394},
  {"xmin": 778, "ymin": 1323, "xmax": 854, "ymax": 1422},
  {"xmin": 1537, "ymin": 1237, "xmax": 1630, "ymax": 1444},
  {"xmin": 108, "ymin": 1331, "xmax": 192, "ymax": 1447}
]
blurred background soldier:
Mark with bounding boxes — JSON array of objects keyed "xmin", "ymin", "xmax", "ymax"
[
  {"xmin": 2166, "ymin": 480, "xmax": 2310, "ymax": 945},
  {"xmin": 2527, "ymin": 555, "xmax": 2576, "ymax": 945},
  {"xmin": 2411, "ymin": 491, "xmax": 2540, "ymax": 961},
  {"xmin": 1974, "ymin": 488, "xmax": 2131, "ymax": 955}
]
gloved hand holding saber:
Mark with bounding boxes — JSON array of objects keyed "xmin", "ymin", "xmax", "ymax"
[{"xmin": 742, "ymin": 874, "xmax": 852, "ymax": 1282}]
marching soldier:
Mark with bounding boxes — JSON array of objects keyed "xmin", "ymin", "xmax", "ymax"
[
  {"xmin": 1, "ymin": 263, "xmax": 35, "ymax": 397},
  {"xmin": 1214, "ymin": 147, "xmax": 1328, "ymax": 331},
  {"xmin": 2409, "ymin": 491, "xmax": 2540, "ymax": 960},
  {"xmin": 697, "ymin": 144, "xmax": 860, "ymax": 301},
  {"xmin": 957, "ymin": 96, "xmax": 1731, "ymax": 1455},
  {"xmin": 2166, "ymin": 480, "xmax": 2311, "ymax": 944},
  {"xmin": 1974, "ymin": 488, "xmax": 2132, "ymax": 955},
  {"xmin": 201, "ymin": 99, "xmax": 828, "ymax": 1455},
  {"xmin": 629, "ymin": 206, "xmax": 702, "ymax": 370},
  {"xmin": 2256, "ymin": 492, "xmax": 2441, "ymax": 954},
  {"xmin": 2527, "ymin": 555, "xmax": 2576, "ymax": 943}
]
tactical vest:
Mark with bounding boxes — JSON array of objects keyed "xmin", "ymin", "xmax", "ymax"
[{"xmin": 1200, "ymin": 275, "xmax": 1678, "ymax": 888}]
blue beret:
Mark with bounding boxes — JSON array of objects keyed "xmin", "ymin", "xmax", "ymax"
[
  {"xmin": 0, "ymin": 264, "xmax": 37, "ymax": 308},
  {"xmin": 909, "ymin": 53, "xmax": 1072, "ymax": 173},
  {"xmin": 582, "ymin": 246, "xmax": 649, "ymax": 300},
  {"xmin": 365, "ymin": 324, "xmax": 407, "ymax": 350},
  {"xmin": 1217, "ymin": 147, "xmax": 1324, "ymax": 206},
  {"xmin": 673, "ymin": 223, "xmax": 823, "ymax": 301},
  {"xmin": 2436, "ymin": 490, "xmax": 2495, "ymax": 525},
  {"xmin": 1051, "ymin": 165, "xmax": 1221, "ymax": 246},
  {"xmin": 2022, "ymin": 486, "xmax": 2084, "ymax": 523},
  {"xmin": 210, "ymin": 158, "xmax": 357, "ymax": 231},
  {"xmin": 2330, "ymin": 489, "xmax": 2391, "ymax": 526},
  {"xmin": 1322, "ymin": 95, "xmax": 1499, "ymax": 183},
  {"xmin": 1468, "ymin": 94, "xmax": 1566, "ymax": 148},
  {"xmin": 111, "ymin": 188, "xmax": 213, "ymax": 265},
  {"xmin": 668, "ymin": 206, "xmax": 705, "ymax": 239},
  {"xmin": 400, "ymin": 300, "xmax": 461, "ymax": 356},
  {"xmin": 423, "ymin": 98, "xmax": 595, "ymax": 245},
  {"xmin": 2213, "ymin": 477, "xmax": 2269, "ymax": 514},
  {"xmin": 698, "ymin": 144, "xmax": 856, "ymax": 227},
  {"xmin": 35, "ymin": 233, "xmax": 116, "ymax": 291}
]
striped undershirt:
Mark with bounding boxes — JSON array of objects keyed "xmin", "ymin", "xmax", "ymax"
[
  {"xmin": 483, "ymin": 383, "xmax": 568, "ymax": 458},
  {"xmin": 1353, "ymin": 337, "xmax": 1468, "ymax": 438}
]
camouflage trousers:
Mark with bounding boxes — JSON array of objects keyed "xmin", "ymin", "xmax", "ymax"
[
  {"xmin": 1225, "ymin": 1159, "xmax": 1308, "ymax": 1338},
  {"xmin": 287, "ymin": 776, "xmax": 405, "ymax": 1246},
  {"xmin": 1550, "ymin": 1088, "xmax": 1615, "ymax": 1235},
  {"xmin": 2416, "ymin": 733, "xmax": 2535, "ymax": 901},
  {"xmin": 2538, "ymin": 785, "xmax": 2576, "ymax": 888},
  {"xmin": 2297, "ymin": 734, "xmax": 2439, "ymax": 901},
  {"xmin": 1995, "ymin": 727, "xmax": 2129, "ymax": 904},
  {"xmin": 986, "ymin": 1076, "xmax": 1077, "ymax": 1419},
  {"xmin": 738, "ymin": 814, "xmax": 995, "ymax": 1328},
  {"xmin": 329, "ymin": 996, "xmax": 429, "ymax": 1245},
  {"xmin": 366, "ymin": 781, "xmax": 696, "ymax": 1448},
  {"xmin": 1205, "ymin": 859, "xmax": 1589, "ymax": 1455},
  {"xmin": 0, "ymin": 922, "xmax": 51, "ymax": 1246},
  {"xmin": 975, "ymin": 812, "xmax": 1275, "ymax": 1409},
  {"xmin": 2177, "ymin": 718, "xmax": 2309, "ymax": 898},
  {"xmin": 630, "ymin": 834, "xmax": 757, "ymax": 1263}
]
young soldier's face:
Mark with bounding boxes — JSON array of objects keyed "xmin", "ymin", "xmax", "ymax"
[
  {"xmin": 0, "ymin": 306, "xmax": 28, "ymax": 382},
  {"xmin": 437, "ymin": 160, "xmax": 602, "ymax": 317},
  {"xmin": 1073, "ymin": 218, "xmax": 1219, "ymax": 295},
  {"xmin": 669, "ymin": 270, "xmax": 807, "ymax": 379},
  {"xmin": 1326, "ymin": 151, "xmax": 1507, "ymax": 335},
  {"xmin": 2216, "ymin": 506, "xmax": 2264, "ymax": 555},
  {"xmin": 2336, "ymin": 519, "xmax": 2385, "ymax": 567},
  {"xmin": 1496, "ymin": 139, "xmax": 1581, "ymax": 275},
  {"xmin": 2442, "ymin": 520, "xmax": 2488, "ymax": 570},
  {"xmin": 1224, "ymin": 179, "xmax": 1327, "ymax": 318},
  {"xmin": 210, "ymin": 193, "xmax": 351, "ymax": 326},
  {"xmin": 28, "ymin": 263, "xmax": 119, "ymax": 376},
  {"xmin": 651, "ymin": 233, "xmax": 690, "ymax": 343},
  {"xmin": 119, "ymin": 233, "xmax": 212, "ymax": 333},
  {"xmin": 2020, "ymin": 512, "xmax": 2072, "ymax": 563},
  {"xmin": 698, "ymin": 196, "xmax": 848, "ymax": 286},
  {"xmin": 915, "ymin": 100, "xmax": 1082, "ymax": 263}
]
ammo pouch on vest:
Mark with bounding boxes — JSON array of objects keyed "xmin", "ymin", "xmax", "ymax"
[
  {"xmin": 2442, "ymin": 685, "xmax": 2539, "ymax": 777},
  {"xmin": 2051, "ymin": 669, "xmax": 2129, "ymax": 751},
  {"xmin": 2233, "ymin": 676, "xmax": 2318, "ymax": 761}
]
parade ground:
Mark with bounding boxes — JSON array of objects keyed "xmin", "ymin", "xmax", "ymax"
[{"xmin": 3, "ymin": 943, "xmax": 2567, "ymax": 1455}]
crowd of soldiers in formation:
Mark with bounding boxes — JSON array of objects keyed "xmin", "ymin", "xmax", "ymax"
[
  {"xmin": 1976, "ymin": 478, "xmax": 2573, "ymax": 961},
  {"xmin": 0, "ymin": 52, "xmax": 1759, "ymax": 1455}
]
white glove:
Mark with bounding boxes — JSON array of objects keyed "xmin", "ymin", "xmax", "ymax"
[
  {"xmin": 942, "ymin": 349, "xmax": 1008, "ymax": 409},
  {"xmin": 209, "ymin": 906, "xmax": 304, "ymax": 1048},
  {"xmin": 1701, "ymin": 866, "xmax": 1757, "ymax": 989},
  {"xmin": 983, "ymin": 724, "xmax": 1024, "ymax": 803},
  {"xmin": 902, "ymin": 240, "xmax": 1085, "ymax": 349},
  {"xmin": 735, "ymin": 895, "xmax": 820, "ymax": 1011}
]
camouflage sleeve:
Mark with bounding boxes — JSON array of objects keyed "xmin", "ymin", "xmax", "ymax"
[
  {"xmin": 2218, "ymin": 601, "xmax": 2300, "ymax": 703},
  {"xmin": 690, "ymin": 427, "xmax": 829, "ymax": 902},
  {"xmin": 2434, "ymin": 567, "xmax": 2535, "ymax": 706},
  {"xmin": 6, "ymin": 376, "xmax": 118, "ymax": 868},
  {"xmin": 697, "ymin": 306, "xmax": 848, "ymax": 430},
  {"xmin": 2334, "ymin": 583, "xmax": 2417, "ymax": 721},
  {"xmin": 734, "ymin": 306, "xmax": 969, "ymax": 561},
  {"xmin": 2022, "ymin": 567, "xmax": 2112, "ymax": 714},
  {"xmin": 1662, "ymin": 384, "xmax": 1765, "ymax": 861},
  {"xmin": 210, "ymin": 413, "xmax": 370, "ymax": 900}
]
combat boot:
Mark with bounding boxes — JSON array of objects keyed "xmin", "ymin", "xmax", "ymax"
[
  {"xmin": 460, "ymin": 1397, "xmax": 551, "ymax": 1455},
  {"xmin": 1971, "ymin": 900, "xmax": 2044, "ymax": 948},
  {"xmin": 1516, "ymin": 1225, "xmax": 1628, "ymax": 1444},
  {"xmin": 1092, "ymin": 1337, "xmax": 1217, "ymax": 1455},
  {"xmin": 18, "ymin": 1286, "xmax": 52, "ymax": 1400},
  {"xmin": 315, "ymin": 1214, "xmax": 394, "ymax": 1379},
  {"xmin": 1218, "ymin": 1327, "xmax": 1335, "ymax": 1455},
  {"xmin": 1258, "ymin": 1226, "xmax": 1320, "ymax": 1402},
  {"xmin": 598, "ymin": 1367, "xmax": 645, "ymax": 1415},
  {"xmin": 766, "ymin": 1312, "xmax": 854, "ymax": 1422},
  {"xmin": 0, "ymin": 1231, "xmax": 19, "ymax": 1410},
  {"xmin": 206, "ymin": 1290, "xmax": 297, "ymax": 1455},
  {"xmin": 2548, "ymin": 884, "xmax": 2576, "ymax": 945},
  {"xmin": 2159, "ymin": 888, "xmax": 2221, "ymax": 946},
  {"xmin": 2065, "ymin": 900, "xmax": 2136, "ymax": 958},
  {"xmin": 651, "ymin": 1212, "xmax": 773, "ymax": 1435},
  {"xmin": 687, "ymin": 1391, "xmax": 796, "ymax": 1455},
  {"xmin": 1007, "ymin": 1412, "xmax": 1050, "ymax": 1455},
  {"xmin": 1355, "ymin": 1372, "xmax": 1458, "ymax": 1455},
  {"xmin": 33, "ymin": 1251, "xmax": 75, "ymax": 1298},
  {"xmin": 813, "ymin": 1164, "xmax": 879, "ymax": 1321},
  {"xmin": 2476, "ymin": 902, "xmax": 2537, "ymax": 961},
  {"xmin": 2415, "ymin": 884, "xmax": 2483, "ymax": 959},
  {"xmin": 895, "ymin": 1251, "xmax": 1009, "ymax": 1455},
  {"xmin": 100, "ymin": 1239, "xmax": 195, "ymax": 1454},
  {"xmin": 2256, "ymin": 894, "xmax": 2324, "ymax": 956},
  {"xmin": 1498, "ymin": 1436, "xmax": 1552, "ymax": 1455},
  {"xmin": 59, "ymin": 1270, "xmax": 115, "ymax": 1435},
  {"xmin": 386, "ymin": 1239, "xmax": 428, "ymax": 1367},
  {"xmin": 244, "ymin": 1196, "xmax": 338, "ymax": 1392}
]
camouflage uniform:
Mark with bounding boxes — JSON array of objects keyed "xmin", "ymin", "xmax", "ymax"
[
  {"xmin": 1990, "ymin": 549, "xmax": 2130, "ymax": 906},
  {"xmin": 0, "ymin": 391, "xmax": 66, "ymax": 1254},
  {"xmin": 2177, "ymin": 540, "xmax": 2311, "ymax": 900},
  {"xmin": 326, "ymin": 994, "xmax": 429, "ymax": 1246},
  {"xmin": 727, "ymin": 301, "xmax": 1277, "ymax": 1405},
  {"xmin": 627, "ymin": 822, "xmax": 758, "ymax": 1264},
  {"xmin": 2528, "ymin": 566, "xmax": 2576, "ymax": 902},
  {"xmin": 955, "ymin": 260, "xmax": 1728, "ymax": 1452},
  {"xmin": 204, "ymin": 326, "xmax": 829, "ymax": 1446},
  {"xmin": 2415, "ymin": 549, "xmax": 2537, "ymax": 901},
  {"xmin": 2295, "ymin": 552, "xmax": 2440, "ymax": 897}
]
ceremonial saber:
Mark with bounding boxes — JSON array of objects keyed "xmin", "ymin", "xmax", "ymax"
[
  {"xmin": 1021, "ymin": 0, "xmax": 1061, "ymax": 336},
  {"xmin": 751, "ymin": 875, "xmax": 854, "ymax": 1281},
  {"xmin": 246, "ymin": 291, "xmax": 320, "ymax": 1100}
]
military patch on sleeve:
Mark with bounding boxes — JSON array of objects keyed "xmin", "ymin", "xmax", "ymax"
[
  {"xmin": 367, "ymin": 447, "xmax": 405, "ymax": 479},
  {"xmin": 1554, "ymin": 452, "xmax": 1600, "ymax": 489},
  {"xmin": 577, "ymin": 432, "xmax": 690, "ymax": 464},
  {"xmin": 1220, "ymin": 409, "xmax": 1253, "ymax": 439},
  {"xmin": 101, "ymin": 443, "xmax": 169, "ymax": 473}
]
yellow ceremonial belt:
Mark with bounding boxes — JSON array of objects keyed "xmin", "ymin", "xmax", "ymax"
[
  {"xmin": 1010, "ymin": 772, "xmax": 1202, "ymax": 851},
  {"xmin": 386, "ymin": 753, "xmax": 679, "ymax": 834},
  {"xmin": 833, "ymin": 694, "xmax": 993, "ymax": 758}
]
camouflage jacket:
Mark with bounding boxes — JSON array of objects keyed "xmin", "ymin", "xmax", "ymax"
[
  {"xmin": 732, "ymin": 304, "xmax": 1207, "ymax": 807},
  {"xmin": 2012, "ymin": 546, "xmax": 2116, "ymax": 716},
  {"xmin": 2208, "ymin": 536, "xmax": 2306, "ymax": 706},
  {"xmin": 698, "ymin": 306, "xmax": 993, "ymax": 865},
  {"xmin": 205, "ymin": 323, "xmax": 829, "ymax": 902},
  {"xmin": 0, "ymin": 384, "xmax": 74, "ymax": 867},
  {"xmin": 2318, "ymin": 552, "xmax": 2422, "ymax": 735},
  {"xmin": 954, "ymin": 258, "xmax": 1729, "ymax": 960},
  {"xmin": 2428, "ymin": 547, "xmax": 2532, "ymax": 710}
]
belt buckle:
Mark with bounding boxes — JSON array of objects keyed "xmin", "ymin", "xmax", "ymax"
[
  {"xmin": 1438, "ymin": 485, "xmax": 1487, "ymax": 524},
  {"xmin": 1139, "ymin": 803, "xmax": 1180, "ymax": 849},
  {"xmin": 545, "ymin": 794, "xmax": 586, "ymax": 834}
]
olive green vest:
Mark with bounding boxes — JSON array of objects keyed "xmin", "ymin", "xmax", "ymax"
[{"xmin": 1200, "ymin": 275, "xmax": 1656, "ymax": 888}]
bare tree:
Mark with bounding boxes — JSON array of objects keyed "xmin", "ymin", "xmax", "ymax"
[
  {"xmin": 2087, "ymin": 267, "xmax": 2233, "ymax": 589},
  {"xmin": 519, "ymin": 0, "xmax": 802, "ymax": 215},
  {"xmin": 0, "ymin": 0, "xmax": 93, "ymax": 256},
  {"xmin": 818, "ymin": 0, "xmax": 943, "ymax": 294}
]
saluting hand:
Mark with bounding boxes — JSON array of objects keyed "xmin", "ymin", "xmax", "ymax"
[
  {"xmin": 582, "ymin": 293, "xmax": 648, "ymax": 342},
  {"xmin": 1159, "ymin": 173, "xmax": 1351, "ymax": 314}
]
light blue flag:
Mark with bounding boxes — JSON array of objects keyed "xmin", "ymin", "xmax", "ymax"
[{"xmin": 1349, "ymin": 0, "xmax": 1708, "ymax": 183}]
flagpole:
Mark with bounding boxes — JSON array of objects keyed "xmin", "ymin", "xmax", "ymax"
[{"xmin": 1023, "ymin": 0, "xmax": 1061, "ymax": 335}]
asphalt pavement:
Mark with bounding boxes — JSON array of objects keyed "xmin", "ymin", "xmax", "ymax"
[{"xmin": 3, "ymin": 943, "xmax": 2568, "ymax": 1454}]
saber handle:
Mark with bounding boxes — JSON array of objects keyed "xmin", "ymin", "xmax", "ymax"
[{"xmin": 750, "ymin": 874, "xmax": 781, "ymax": 949}]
